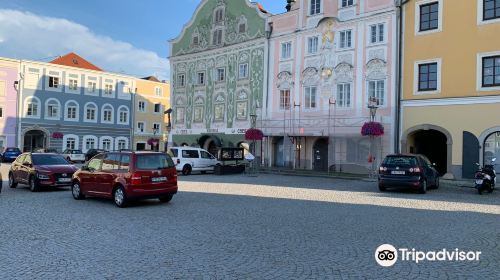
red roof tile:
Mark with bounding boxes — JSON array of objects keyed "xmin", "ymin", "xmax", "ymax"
[{"xmin": 50, "ymin": 52, "xmax": 103, "ymax": 71}]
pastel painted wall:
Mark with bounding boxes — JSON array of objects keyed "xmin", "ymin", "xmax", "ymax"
[{"xmin": 0, "ymin": 58, "xmax": 19, "ymax": 149}]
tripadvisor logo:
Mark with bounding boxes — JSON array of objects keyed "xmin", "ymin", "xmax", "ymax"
[{"xmin": 375, "ymin": 244, "xmax": 481, "ymax": 267}]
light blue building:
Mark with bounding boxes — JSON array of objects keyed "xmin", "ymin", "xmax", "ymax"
[{"xmin": 18, "ymin": 53, "xmax": 134, "ymax": 153}]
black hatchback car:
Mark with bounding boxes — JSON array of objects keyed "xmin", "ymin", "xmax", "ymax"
[{"xmin": 378, "ymin": 154, "xmax": 440, "ymax": 194}]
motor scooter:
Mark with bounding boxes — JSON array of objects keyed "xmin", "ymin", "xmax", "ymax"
[{"xmin": 474, "ymin": 158, "xmax": 496, "ymax": 195}]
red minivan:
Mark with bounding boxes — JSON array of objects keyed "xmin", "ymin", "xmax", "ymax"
[{"xmin": 71, "ymin": 151, "xmax": 178, "ymax": 207}]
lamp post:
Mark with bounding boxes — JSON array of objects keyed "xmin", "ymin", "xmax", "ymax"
[
  {"xmin": 328, "ymin": 97, "xmax": 336, "ymax": 174},
  {"xmin": 367, "ymin": 97, "xmax": 379, "ymax": 178},
  {"xmin": 164, "ymin": 108, "xmax": 172, "ymax": 151},
  {"xmin": 152, "ymin": 127, "xmax": 159, "ymax": 151},
  {"xmin": 293, "ymin": 102, "xmax": 301, "ymax": 169},
  {"xmin": 250, "ymin": 113, "xmax": 257, "ymax": 173}
]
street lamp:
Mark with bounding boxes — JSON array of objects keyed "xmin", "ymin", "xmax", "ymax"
[
  {"xmin": 367, "ymin": 97, "xmax": 379, "ymax": 178},
  {"xmin": 164, "ymin": 108, "xmax": 173, "ymax": 150},
  {"xmin": 152, "ymin": 126, "xmax": 159, "ymax": 151},
  {"xmin": 328, "ymin": 97, "xmax": 336, "ymax": 174}
]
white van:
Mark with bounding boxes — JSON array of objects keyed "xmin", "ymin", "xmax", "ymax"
[{"xmin": 168, "ymin": 147, "xmax": 220, "ymax": 175}]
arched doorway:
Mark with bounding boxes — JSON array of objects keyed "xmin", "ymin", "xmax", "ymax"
[
  {"xmin": 273, "ymin": 137, "xmax": 284, "ymax": 167},
  {"xmin": 199, "ymin": 135, "xmax": 221, "ymax": 157},
  {"xmin": 483, "ymin": 131, "xmax": 500, "ymax": 173},
  {"xmin": 313, "ymin": 138, "xmax": 328, "ymax": 172},
  {"xmin": 23, "ymin": 130, "xmax": 47, "ymax": 152},
  {"xmin": 408, "ymin": 129, "xmax": 447, "ymax": 175}
]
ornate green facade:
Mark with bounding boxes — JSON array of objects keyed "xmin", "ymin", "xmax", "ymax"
[{"xmin": 169, "ymin": 0, "xmax": 267, "ymax": 149}]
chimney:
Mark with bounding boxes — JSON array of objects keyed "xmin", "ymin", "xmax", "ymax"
[{"xmin": 286, "ymin": 0, "xmax": 296, "ymax": 12}]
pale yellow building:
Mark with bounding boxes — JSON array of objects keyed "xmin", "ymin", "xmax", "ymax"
[
  {"xmin": 133, "ymin": 77, "xmax": 171, "ymax": 151},
  {"xmin": 401, "ymin": 0, "xmax": 500, "ymax": 179}
]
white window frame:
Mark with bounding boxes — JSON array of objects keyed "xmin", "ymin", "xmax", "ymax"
[
  {"xmin": 66, "ymin": 73, "xmax": 80, "ymax": 94},
  {"xmin": 478, "ymin": 0, "xmax": 500, "ymax": 25},
  {"xmin": 85, "ymin": 76, "xmax": 99, "ymax": 95},
  {"xmin": 115, "ymin": 137, "xmax": 129, "ymax": 151},
  {"xmin": 155, "ymin": 87, "xmax": 163, "ymax": 97},
  {"xmin": 368, "ymin": 23, "xmax": 386, "ymax": 45},
  {"xmin": 103, "ymin": 79, "xmax": 115, "ymax": 98},
  {"xmin": 339, "ymin": 0, "xmax": 355, "ymax": 9},
  {"xmin": 216, "ymin": 68, "xmax": 225, "ymax": 82},
  {"xmin": 338, "ymin": 30, "xmax": 353, "ymax": 49},
  {"xmin": 279, "ymin": 89, "xmax": 291, "ymax": 111},
  {"xmin": 153, "ymin": 123, "xmax": 161, "ymax": 134},
  {"xmin": 82, "ymin": 135, "xmax": 98, "ymax": 153},
  {"xmin": 24, "ymin": 96, "xmax": 41, "ymax": 119},
  {"xmin": 413, "ymin": 58, "xmax": 442, "ymax": 95},
  {"xmin": 24, "ymin": 68, "xmax": 41, "ymax": 90},
  {"xmin": 64, "ymin": 100, "xmax": 80, "ymax": 122},
  {"xmin": 239, "ymin": 63, "xmax": 249, "ymax": 79},
  {"xmin": 197, "ymin": 72, "xmax": 206, "ymax": 85},
  {"xmin": 44, "ymin": 98, "xmax": 61, "ymax": 120},
  {"xmin": 304, "ymin": 86, "xmax": 318, "ymax": 110},
  {"xmin": 101, "ymin": 104, "xmax": 114, "ymax": 124},
  {"xmin": 307, "ymin": 36, "xmax": 319, "ymax": 55},
  {"xmin": 281, "ymin": 41, "xmax": 292, "ymax": 60},
  {"xmin": 137, "ymin": 121, "xmax": 146, "ymax": 134},
  {"xmin": 63, "ymin": 134, "xmax": 79, "ymax": 151},
  {"xmin": 336, "ymin": 83, "xmax": 352, "ymax": 109},
  {"xmin": 477, "ymin": 51, "xmax": 500, "ymax": 92},
  {"xmin": 367, "ymin": 80, "xmax": 387, "ymax": 107},
  {"xmin": 138, "ymin": 100, "xmax": 146, "ymax": 112},
  {"xmin": 83, "ymin": 102, "xmax": 98, "ymax": 123},
  {"xmin": 117, "ymin": 105, "xmax": 130, "ymax": 125},
  {"xmin": 177, "ymin": 74, "xmax": 186, "ymax": 87},
  {"xmin": 153, "ymin": 103, "xmax": 162, "ymax": 114},
  {"xmin": 46, "ymin": 70, "xmax": 62, "ymax": 92},
  {"xmin": 309, "ymin": 0, "xmax": 322, "ymax": 16},
  {"xmin": 99, "ymin": 136, "xmax": 114, "ymax": 151},
  {"xmin": 415, "ymin": 0, "xmax": 443, "ymax": 36}
]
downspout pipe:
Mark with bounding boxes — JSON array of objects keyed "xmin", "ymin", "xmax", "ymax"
[{"xmin": 394, "ymin": 0, "xmax": 409, "ymax": 154}]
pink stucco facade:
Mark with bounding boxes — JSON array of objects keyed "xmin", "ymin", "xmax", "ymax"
[
  {"xmin": 0, "ymin": 58, "xmax": 19, "ymax": 150},
  {"xmin": 261, "ymin": 0, "xmax": 396, "ymax": 172}
]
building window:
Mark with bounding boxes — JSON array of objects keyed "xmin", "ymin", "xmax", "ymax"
[
  {"xmin": 155, "ymin": 87, "xmax": 163, "ymax": 97},
  {"xmin": 281, "ymin": 42, "xmax": 292, "ymax": 59},
  {"xmin": 215, "ymin": 9, "xmax": 224, "ymax": 23},
  {"xmin": 85, "ymin": 138, "xmax": 96, "ymax": 151},
  {"xmin": 102, "ymin": 105, "xmax": 113, "ymax": 123},
  {"xmin": 118, "ymin": 107, "xmax": 129, "ymax": 124},
  {"xmin": 419, "ymin": 2, "xmax": 439, "ymax": 32},
  {"xmin": 87, "ymin": 81, "xmax": 97, "ymax": 93},
  {"xmin": 239, "ymin": 64, "xmax": 248, "ymax": 79},
  {"xmin": 484, "ymin": 0, "xmax": 500, "ymax": 21},
  {"xmin": 307, "ymin": 36, "xmax": 319, "ymax": 54},
  {"xmin": 66, "ymin": 137, "xmax": 77, "ymax": 150},
  {"xmin": 482, "ymin": 55, "xmax": 500, "ymax": 87},
  {"xmin": 48, "ymin": 76, "xmax": 59, "ymax": 88},
  {"xmin": 418, "ymin": 63, "xmax": 438, "ymax": 91},
  {"xmin": 368, "ymin": 80, "xmax": 385, "ymax": 106},
  {"xmin": 154, "ymin": 103, "xmax": 161, "ymax": 113},
  {"xmin": 117, "ymin": 140, "xmax": 127, "ymax": 151},
  {"xmin": 214, "ymin": 104, "xmax": 225, "ymax": 121},
  {"xmin": 217, "ymin": 68, "xmax": 225, "ymax": 82},
  {"xmin": 65, "ymin": 101, "xmax": 79, "ymax": 121},
  {"xmin": 339, "ymin": 30, "xmax": 352, "ymax": 49},
  {"xmin": 137, "ymin": 122, "xmax": 145, "ymax": 133},
  {"xmin": 341, "ymin": 0, "xmax": 354, "ymax": 8},
  {"xmin": 239, "ymin": 23, "xmax": 246, "ymax": 33},
  {"xmin": 280, "ymin": 90, "xmax": 291, "ymax": 110},
  {"xmin": 192, "ymin": 35, "xmax": 199, "ymax": 46},
  {"xmin": 46, "ymin": 100, "xmax": 59, "ymax": 119},
  {"xmin": 236, "ymin": 101, "xmax": 247, "ymax": 119},
  {"xmin": 197, "ymin": 72, "xmax": 205, "ymax": 85},
  {"xmin": 176, "ymin": 107, "xmax": 185, "ymax": 124},
  {"xmin": 26, "ymin": 98, "xmax": 39, "ymax": 117},
  {"xmin": 336, "ymin": 83, "xmax": 351, "ymax": 108},
  {"xmin": 213, "ymin": 29, "xmax": 223, "ymax": 46},
  {"xmin": 104, "ymin": 83, "xmax": 114, "ymax": 95},
  {"xmin": 0, "ymin": 107, "xmax": 2, "ymax": 118},
  {"xmin": 85, "ymin": 104, "xmax": 97, "ymax": 122},
  {"xmin": 138, "ymin": 101, "xmax": 146, "ymax": 112},
  {"xmin": 101, "ymin": 139, "xmax": 112, "ymax": 151},
  {"xmin": 193, "ymin": 106, "xmax": 204, "ymax": 122},
  {"xmin": 310, "ymin": 0, "xmax": 321, "ymax": 15},
  {"xmin": 153, "ymin": 123, "xmax": 161, "ymax": 133},
  {"xmin": 68, "ymin": 78, "xmax": 78, "ymax": 90},
  {"xmin": 304, "ymin": 86, "xmax": 317, "ymax": 109},
  {"xmin": 370, "ymin": 23, "xmax": 385, "ymax": 44},
  {"xmin": 178, "ymin": 74, "xmax": 185, "ymax": 87}
]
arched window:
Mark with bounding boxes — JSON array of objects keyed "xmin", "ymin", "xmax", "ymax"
[
  {"xmin": 45, "ymin": 98, "xmax": 61, "ymax": 120},
  {"xmin": 100, "ymin": 137, "xmax": 113, "ymax": 151},
  {"xmin": 101, "ymin": 104, "xmax": 114, "ymax": 123},
  {"xmin": 24, "ymin": 96, "xmax": 40, "ymax": 118},
  {"xmin": 64, "ymin": 100, "xmax": 79, "ymax": 121},
  {"xmin": 84, "ymin": 102, "xmax": 98, "ymax": 122},
  {"xmin": 117, "ymin": 106, "xmax": 129, "ymax": 125},
  {"xmin": 82, "ymin": 135, "xmax": 98, "ymax": 153},
  {"xmin": 115, "ymin": 137, "xmax": 129, "ymax": 151},
  {"xmin": 63, "ymin": 134, "xmax": 79, "ymax": 150}
]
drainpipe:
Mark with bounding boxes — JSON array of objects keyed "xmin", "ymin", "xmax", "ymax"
[
  {"xmin": 265, "ymin": 22, "xmax": 273, "ymax": 167},
  {"xmin": 16, "ymin": 60, "xmax": 24, "ymax": 151},
  {"xmin": 394, "ymin": 0, "xmax": 409, "ymax": 154}
]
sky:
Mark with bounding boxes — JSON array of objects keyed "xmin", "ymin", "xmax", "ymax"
[{"xmin": 0, "ymin": 0, "xmax": 285, "ymax": 81}]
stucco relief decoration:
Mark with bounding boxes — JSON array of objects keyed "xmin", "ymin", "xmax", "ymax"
[
  {"xmin": 194, "ymin": 96, "xmax": 205, "ymax": 105},
  {"xmin": 334, "ymin": 63, "xmax": 354, "ymax": 83},
  {"xmin": 239, "ymin": 52, "xmax": 249, "ymax": 63},
  {"xmin": 301, "ymin": 67, "xmax": 320, "ymax": 86},
  {"xmin": 216, "ymin": 56, "xmax": 227, "ymax": 67},
  {"xmin": 320, "ymin": 19, "xmax": 336, "ymax": 80},
  {"xmin": 366, "ymin": 58, "xmax": 387, "ymax": 80},
  {"xmin": 368, "ymin": 49, "xmax": 385, "ymax": 62},
  {"xmin": 176, "ymin": 96, "xmax": 186, "ymax": 106},
  {"xmin": 177, "ymin": 63, "xmax": 187, "ymax": 73},
  {"xmin": 277, "ymin": 71, "xmax": 293, "ymax": 90},
  {"xmin": 197, "ymin": 61, "xmax": 207, "ymax": 71},
  {"xmin": 215, "ymin": 93, "xmax": 225, "ymax": 103},
  {"xmin": 237, "ymin": 90, "xmax": 248, "ymax": 100}
]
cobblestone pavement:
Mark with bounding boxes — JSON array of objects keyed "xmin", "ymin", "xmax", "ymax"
[{"xmin": 0, "ymin": 163, "xmax": 499, "ymax": 279}]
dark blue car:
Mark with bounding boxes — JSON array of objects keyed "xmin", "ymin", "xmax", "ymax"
[{"xmin": 1, "ymin": 147, "xmax": 22, "ymax": 162}]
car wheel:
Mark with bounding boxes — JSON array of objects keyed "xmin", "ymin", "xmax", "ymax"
[
  {"xmin": 29, "ymin": 176, "xmax": 40, "ymax": 192},
  {"xmin": 182, "ymin": 165, "xmax": 192, "ymax": 176},
  {"xmin": 9, "ymin": 173, "xmax": 18, "ymax": 188},
  {"xmin": 71, "ymin": 181, "xmax": 85, "ymax": 200},
  {"xmin": 113, "ymin": 186, "xmax": 128, "ymax": 208},
  {"xmin": 419, "ymin": 180, "xmax": 427, "ymax": 194},
  {"xmin": 378, "ymin": 184, "xmax": 386, "ymax": 192},
  {"xmin": 159, "ymin": 194, "xmax": 173, "ymax": 203}
]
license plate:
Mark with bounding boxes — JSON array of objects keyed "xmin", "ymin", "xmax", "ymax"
[
  {"xmin": 58, "ymin": 178, "xmax": 71, "ymax": 183},
  {"xmin": 391, "ymin": 171, "xmax": 406, "ymax": 175},
  {"xmin": 151, "ymin": 177, "xmax": 167, "ymax": 182},
  {"xmin": 475, "ymin": 179, "xmax": 483, "ymax": 185}
]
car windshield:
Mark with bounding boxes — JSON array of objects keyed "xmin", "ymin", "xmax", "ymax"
[
  {"xmin": 32, "ymin": 155, "xmax": 69, "ymax": 165},
  {"xmin": 168, "ymin": 148, "xmax": 178, "ymax": 157},
  {"xmin": 383, "ymin": 156, "xmax": 418, "ymax": 166},
  {"xmin": 136, "ymin": 154, "xmax": 175, "ymax": 170},
  {"xmin": 71, "ymin": 150, "xmax": 83, "ymax": 154},
  {"xmin": 6, "ymin": 148, "xmax": 20, "ymax": 152}
]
